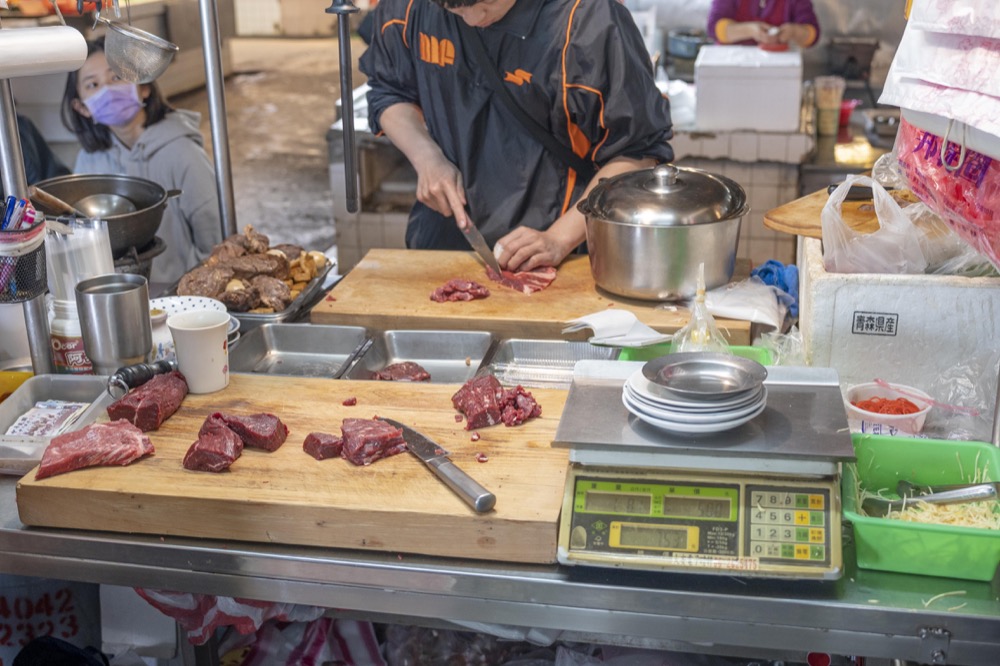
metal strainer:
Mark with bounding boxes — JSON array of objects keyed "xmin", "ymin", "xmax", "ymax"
[{"xmin": 99, "ymin": 18, "xmax": 179, "ymax": 84}]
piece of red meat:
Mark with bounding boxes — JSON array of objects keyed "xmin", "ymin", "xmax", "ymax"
[
  {"xmin": 339, "ymin": 418, "xmax": 407, "ymax": 466},
  {"xmin": 370, "ymin": 361, "xmax": 431, "ymax": 382},
  {"xmin": 486, "ymin": 266, "xmax": 557, "ymax": 294},
  {"xmin": 183, "ymin": 418, "xmax": 243, "ymax": 472},
  {"xmin": 500, "ymin": 385, "xmax": 543, "ymax": 426},
  {"xmin": 452, "ymin": 375, "xmax": 542, "ymax": 430},
  {"xmin": 430, "ymin": 279, "xmax": 491, "ymax": 302},
  {"xmin": 303, "ymin": 432, "xmax": 344, "ymax": 460},
  {"xmin": 213, "ymin": 412, "xmax": 288, "ymax": 451},
  {"xmin": 36, "ymin": 420, "xmax": 154, "ymax": 480},
  {"xmin": 106, "ymin": 371, "xmax": 188, "ymax": 432},
  {"xmin": 451, "ymin": 374, "xmax": 505, "ymax": 430}
]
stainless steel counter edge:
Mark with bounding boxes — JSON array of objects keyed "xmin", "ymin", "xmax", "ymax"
[{"xmin": 2, "ymin": 477, "xmax": 998, "ymax": 664}]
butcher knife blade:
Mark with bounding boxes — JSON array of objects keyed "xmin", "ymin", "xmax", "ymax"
[
  {"xmin": 461, "ymin": 222, "xmax": 504, "ymax": 277},
  {"xmin": 378, "ymin": 417, "xmax": 496, "ymax": 513}
]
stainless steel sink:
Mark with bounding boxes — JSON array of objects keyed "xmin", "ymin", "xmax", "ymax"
[
  {"xmin": 230, "ymin": 323, "xmax": 368, "ymax": 377},
  {"xmin": 481, "ymin": 339, "xmax": 620, "ymax": 389},
  {"xmin": 342, "ymin": 330, "xmax": 494, "ymax": 383}
]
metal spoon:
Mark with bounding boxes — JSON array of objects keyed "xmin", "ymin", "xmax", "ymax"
[{"xmin": 862, "ymin": 484, "xmax": 997, "ymax": 517}]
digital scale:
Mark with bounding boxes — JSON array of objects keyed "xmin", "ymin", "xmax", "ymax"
[{"xmin": 554, "ymin": 362, "xmax": 855, "ymax": 580}]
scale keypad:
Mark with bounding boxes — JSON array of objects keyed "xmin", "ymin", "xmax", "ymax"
[{"xmin": 746, "ymin": 486, "xmax": 831, "ymax": 564}]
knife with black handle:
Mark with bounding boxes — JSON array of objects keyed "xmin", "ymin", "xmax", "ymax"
[{"xmin": 379, "ymin": 417, "xmax": 496, "ymax": 513}]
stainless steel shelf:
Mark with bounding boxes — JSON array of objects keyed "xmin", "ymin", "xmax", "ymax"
[{"xmin": 1, "ymin": 475, "xmax": 997, "ymax": 664}]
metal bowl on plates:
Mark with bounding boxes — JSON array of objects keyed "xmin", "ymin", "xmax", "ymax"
[
  {"xmin": 31, "ymin": 174, "xmax": 179, "ymax": 259},
  {"xmin": 641, "ymin": 352, "xmax": 767, "ymax": 401},
  {"xmin": 578, "ymin": 164, "xmax": 748, "ymax": 301}
]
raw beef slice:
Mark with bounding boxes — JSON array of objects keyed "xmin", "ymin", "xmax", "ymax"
[
  {"xmin": 303, "ymin": 432, "xmax": 343, "ymax": 460},
  {"xmin": 184, "ymin": 417, "xmax": 244, "ymax": 472},
  {"xmin": 486, "ymin": 266, "xmax": 557, "ymax": 294},
  {"xmin": 36, "ymin": 420, "xmax": 154, "ymax": 480},
  {"xmin": 107, "ymin": 371, "xmax": 189, "ymax": 432},
  {"xmin": 340, "ymin": 418, "xmax": 407, "ymax": 466},
  {"xmin": 370, "ymin": 361, "xmax": 431, "ymax": 382},
  {"xmin": 214, "ymin": 412, "xmax": 289, "ymax": 451},
  {"xmin": 451, "ymin": 374, "xmax": 505, "ymax": 430},
  {"xmin": 430, "ymin": 279, "xmax": 490, "ymax": 302},
  {"xmin": 452, "ymin": 375, "xmax": 542, "ymax": 430}
]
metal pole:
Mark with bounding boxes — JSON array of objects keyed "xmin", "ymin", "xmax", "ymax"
[
  {"xmin": 197, "ymin": 0, "xmax": 238, "ymax": 238},
  {"xmin": 326, "ymin": 1, "xmax": 360, "ymax": 214},
  {"xmin": 991, "ymin": 362, "xmax": 1000, "ymax": 447},
  {"xmin": 0, "ymin": 79, "xmax": 53, "ymax": 375}
]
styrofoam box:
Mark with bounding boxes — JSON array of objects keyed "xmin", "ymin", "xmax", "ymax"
[
  {"xmin": 695, "ymin": 45, "xmax": 803, "ymax": 132},
  {"xmin": 800, "ymin": 237, "xmax": 1000, "ymax": 389}
]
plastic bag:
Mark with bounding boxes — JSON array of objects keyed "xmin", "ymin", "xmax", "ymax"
[
  {"xmin": 705, "ymin": 277, "xmax": 791, "ymax": 331},
  {"xmin": 671, "ymin": 264, "xmax": 730, "ymax": 354},
  {"xmin": 821, "ymin": 175, "xmax": 928, "ymax": 274},
  {"xmin": 895, "ymin": 116, "xmax": 1000, "ymax": 272},
  {"xmin": 922, "ymin": 347, "xmax": 1000, "ymax": 442},
  {"xmin": 216, "ymin": 617, "xmax": 386, "ymax": 666},
  {"xmin": 753, "ymin": 326, "xmax": 806, "ymax": 367}
]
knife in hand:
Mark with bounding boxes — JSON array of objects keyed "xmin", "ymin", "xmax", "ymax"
[
  {"xmin": 378, "ymin": 417, "xmax": 496, "ymax": 513},
  {"xmin": 460, "ymin": 221, "xmax": 504, "ymax": 277}
]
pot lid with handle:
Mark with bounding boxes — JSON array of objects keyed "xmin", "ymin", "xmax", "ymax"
[{"xmin": 578, "ymin": 164, "xmax": 749, "ymax": 227}]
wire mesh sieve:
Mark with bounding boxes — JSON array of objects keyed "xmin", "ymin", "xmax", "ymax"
[{"xmin": 100, "ymin": 18, "xmax": 179, "ymax": 84}]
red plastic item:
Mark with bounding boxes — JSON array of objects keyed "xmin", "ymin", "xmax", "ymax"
[{"xmin": 840, "ymin": 98, "xmax": 861, "ymax": 126}]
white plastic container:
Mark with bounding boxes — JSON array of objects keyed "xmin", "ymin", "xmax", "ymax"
[
  {"xmin": 695, "ymin": 45, "xmax": 803, "ymax": 132},
  {"xmin": 49, "ymin": 298, "xmax": 93, "ymax": 374},
  {"xmin": 844, "ymin": 382, "xmax": 932, "ymax": 436}
]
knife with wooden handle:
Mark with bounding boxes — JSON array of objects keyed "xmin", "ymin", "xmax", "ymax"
[{"xmin": 378, "ymin": 417, "xmax": 496, "ymax": 513}]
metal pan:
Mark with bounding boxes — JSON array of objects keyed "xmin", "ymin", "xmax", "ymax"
[{"xmin": 641, "ymin": 352, "xmax": 767, "ymax": 401}]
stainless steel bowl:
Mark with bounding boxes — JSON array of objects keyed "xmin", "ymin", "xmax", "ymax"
[
  {"xmin": 32, "ymin": 174, "xmax": 178, "ymax": 258},
  {"xmin": 578, "ymin": 164, "xmax": 748, "ymax": 301}
]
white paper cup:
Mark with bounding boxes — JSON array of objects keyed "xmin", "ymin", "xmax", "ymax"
[{"xmin": 167, "ymin": 309, "xmax": 230, "ymax": 394}]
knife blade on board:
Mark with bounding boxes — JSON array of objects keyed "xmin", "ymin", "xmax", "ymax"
[
  {"xmin": 461, "ymin": 221, "xmax": 504, "ymax": 277},
  {"xmin": 378, "ymin": 417, "xmax": 496, "ymax": 513}
]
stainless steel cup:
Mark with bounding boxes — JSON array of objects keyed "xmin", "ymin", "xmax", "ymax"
[{"xmin": 75, "ymin": 273, "xmax": 152, "ymax": 375}]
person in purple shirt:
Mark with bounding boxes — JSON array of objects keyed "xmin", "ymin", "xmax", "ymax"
[{"xmin": 708, "ymin": 0, "xmax": 820, "ymax": 49}]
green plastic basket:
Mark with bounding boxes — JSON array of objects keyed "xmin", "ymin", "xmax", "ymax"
[
  {"xmin": 618, "ymin": 344, "xmax": 773, "ymax": 366},
  {"xmin": 842, "ymin": 434, "xmax": 1000, "ymax": 581}
]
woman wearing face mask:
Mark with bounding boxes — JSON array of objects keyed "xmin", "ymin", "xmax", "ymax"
[{"xmin": 61, "ymin": 37, "xmax": 222, "ymax": 285}]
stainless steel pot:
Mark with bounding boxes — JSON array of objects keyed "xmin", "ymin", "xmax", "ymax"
[
  {"xmin": 578, "ymin": 164, "xmax": 748, "ymax": 301},
  {"xmin": 31, "ymin": 174, "xmax": 179, "ymax": 259}
]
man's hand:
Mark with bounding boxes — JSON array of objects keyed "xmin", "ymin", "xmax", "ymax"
[
  {"xmin": 495, "ymin": 225, "xmax": 578, "ymax": 273},
  {"xmin": 414, "ymin": 155, "xmax": 472, "ymax": 230}
]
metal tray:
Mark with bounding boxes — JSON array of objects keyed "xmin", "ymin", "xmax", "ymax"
[
  {"xmin": 343, "ymin": 330, "xmax": 494, "ymax": 384},
  {"xmin": 482, "ymin": 339, "xmax": 620, "ymax": 389},
  {"xmin": 230, "ymin": 323, "xmax": 368, "ymax": 377},
  {"xmin": 0, "ymin": 375, "xmax": 109, "ymax": 476},
  {"xmin": 164, "ymin": 260, "xmax": 335, "ymax": 332}
]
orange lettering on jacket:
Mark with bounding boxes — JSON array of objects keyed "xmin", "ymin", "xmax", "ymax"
[
  {"xmin": 419, "ymin": 33, "xmax": 455, "ymax": 67},
  {"xmin": 504, "ymin": 69, "xmax": 533, "ymax": 86}
]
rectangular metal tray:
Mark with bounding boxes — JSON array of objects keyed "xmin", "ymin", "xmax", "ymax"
[
  {"xmin": 482, "ymin": 339, "xmax": 620, "ymax": 389},
  {"xmin": 230, "ymin": 323, "xmax": 368, "ymax": 377},
  {"xmin": 343, "ymin": 330, "xmax": 494, "ymax": 384},
  {"xmin": 0, "ymin": 375, "xmax": 109, "ymax": 476}
]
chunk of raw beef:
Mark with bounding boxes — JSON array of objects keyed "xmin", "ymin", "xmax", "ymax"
[
  {"xmin": 500, "ymin": 385, "xmax": 543, "ymax": 426},
  {"xmin": 370, "ymin": 361, "xmax": 431, "ymax": 382},
  {"xmin": 303, "ymin": 432, "xmax": 344, "ymax": 460},
  {"xmin": 339, "ymin": 418, "xmax": 407, "ymax": 466},
  {"xmin": 486, "ymin": 266, "xmax": 557, "ymax": 294},
  {"xmin": 430, "ymin": 279, "xmax": 490, "ymax": 302},
  {"xmin": 214, "ymin": 412, "xmax": 289, "ymax": 451},
  {"xmin": 183, "ymin": 418, "xmax": 244, "ymax": 472},
  {"xmin": 451, "ymin": 375, "xmax": 505, "ymax": 430},
  {"xmin": 36, "ymin": 420, "xmax": 154, "ymax": 480},
  {"xmin": 106, "ymin": 371, "xmax": 188, "ymax": 432}
]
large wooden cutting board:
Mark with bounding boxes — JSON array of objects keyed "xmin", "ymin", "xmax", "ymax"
[
  {"xmin": 16, "ymin": 375, "xmax": 570, "ymax": 563},
  {"xmin": 310, "ymin": 249, "xmax": 752, "ymax": 344},
  {"xmin": 763, "ymin": 187, "xmax": 880, "ymax": 238}
]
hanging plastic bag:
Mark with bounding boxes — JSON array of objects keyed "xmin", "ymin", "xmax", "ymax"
[
  {"xmin": 820, "ymin": 174, "xmax": 928, "ymax": 274},
  {"xmin": 672, "ymin": 263, "xmax": 730, "ymax": 354}
]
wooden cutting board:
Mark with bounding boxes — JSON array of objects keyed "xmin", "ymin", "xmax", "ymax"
[
  {"xmin": 16, "ymin": 374, "xmax": 570, "ymax": 564},
  {"xmin": 763, "ymin": 187, "xmax": 881, "ymax": 238},
  {"xmin": 310, "ymin": 249, "xmax": 752, "ymax": 344}
]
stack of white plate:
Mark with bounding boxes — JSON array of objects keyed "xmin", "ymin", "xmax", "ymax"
[{"xmin": 622, "ymin": 352, "xmax": 768, "ymax": 435}]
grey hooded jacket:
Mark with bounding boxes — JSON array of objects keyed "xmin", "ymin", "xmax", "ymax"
[{"xmin": 74, "ymin": 109, "xmax": 222, "ymax": 285}]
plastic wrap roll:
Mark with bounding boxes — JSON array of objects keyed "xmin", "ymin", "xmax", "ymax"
[{"xmin": 0, "ymin": 26, "xmax": 88, "ymax": 79}]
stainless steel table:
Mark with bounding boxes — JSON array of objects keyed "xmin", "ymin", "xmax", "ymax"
[{"xmin": 1, "ymin": 476, "xmax": 998, "ymax": 665}]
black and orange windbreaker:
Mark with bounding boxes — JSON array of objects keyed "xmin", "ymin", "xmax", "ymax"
[{"xmin": 359, "ymin": 0, "xmax": 674, "ymax": 248}]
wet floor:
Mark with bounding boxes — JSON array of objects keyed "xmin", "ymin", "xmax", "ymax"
[{"xmin": 171, "ymin": 37, "xmax": 365, "ymax": 255}]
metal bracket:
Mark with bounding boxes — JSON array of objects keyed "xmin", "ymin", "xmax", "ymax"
[{"xmin": 917, "ymin": 626, "xmax": 951, "ymax": 665}]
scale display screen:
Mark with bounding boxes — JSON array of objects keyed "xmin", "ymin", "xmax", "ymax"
[{"xmin": 559, "ymin": 469, "xmax": 842, "ymax": 580}]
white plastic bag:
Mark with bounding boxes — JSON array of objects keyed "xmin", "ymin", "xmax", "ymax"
[{"xmin": 821, "ymin": 175, "xmax": 928, "ymax": 274}]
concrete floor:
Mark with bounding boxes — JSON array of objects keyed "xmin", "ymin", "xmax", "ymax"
[{"xmin": 171, "ymin": 36, "xmax": 362, "ymax": 258}]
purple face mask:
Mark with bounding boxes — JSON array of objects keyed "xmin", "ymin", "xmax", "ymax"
[{"xmin": 83, "ymin": 84, "xmax": 142, "ymax": 127}]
